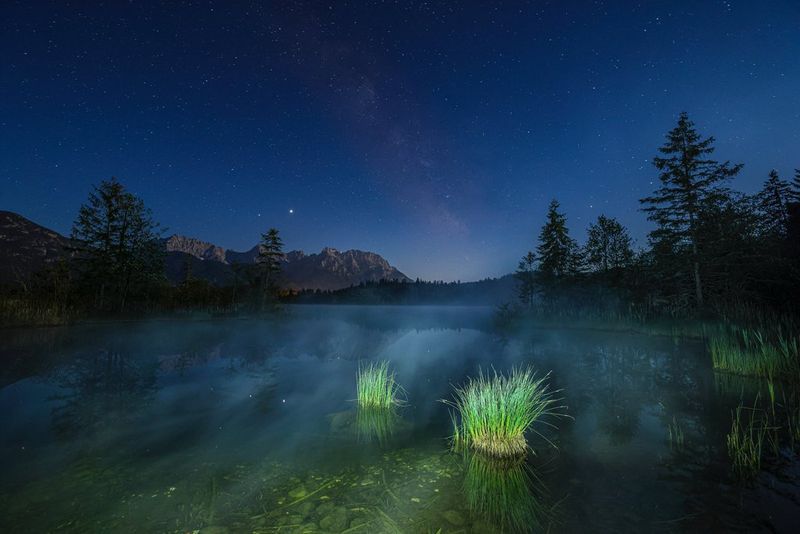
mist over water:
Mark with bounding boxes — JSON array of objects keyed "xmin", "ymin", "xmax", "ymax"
[{"xmin": 0, "ymin": 306, "xmax": 796, "ymax": 532}]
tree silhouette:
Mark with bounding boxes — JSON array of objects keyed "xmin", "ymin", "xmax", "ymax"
[{"xmin": 640, "ymin": 112, "xmax": 743, "ymax": 307}]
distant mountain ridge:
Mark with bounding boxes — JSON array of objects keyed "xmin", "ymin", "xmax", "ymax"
[
  {"xmin": 164, "ymin": 234, "xmax": 411, "ymax": 290},
  {"xmin": 0, "ymin": 211, "xmax": 411, "ymax": 290}
]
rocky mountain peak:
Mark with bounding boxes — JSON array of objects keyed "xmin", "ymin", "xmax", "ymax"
[{"xmin": 165, "ymin": 235, "xmax": 227, "ymax": 263}]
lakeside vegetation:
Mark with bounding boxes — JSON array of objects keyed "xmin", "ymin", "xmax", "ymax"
[
  {"xmin": 444, "ymin": 367, "xmax": 563, "ymax": 458},
  {"xmin": 356, "ymin": 360, "xmax": 402, "ymax": 409}
]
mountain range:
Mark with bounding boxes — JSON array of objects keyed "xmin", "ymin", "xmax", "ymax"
[{"xmin": 0, "ymin": 211, "xmax": 410, "ymax": 290}]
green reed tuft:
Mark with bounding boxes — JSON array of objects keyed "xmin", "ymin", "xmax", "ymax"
[
  {"xmin": 709, "ymin": 325, "xmax": 799, "ymax": 381},
  {"xmin": 444, "ymin": 367, "xmax": 563, "ymax": 458},
  {"xmin": 726, "ymin": 400, "xmax": 767, "ymax": 481},
  {"xmin": 667, "ymin": 416, "xmax": 684, "ymax": 452},
  {"xmin": 356, "ymin": 360, "xmax": 401, "ymax": 409}
]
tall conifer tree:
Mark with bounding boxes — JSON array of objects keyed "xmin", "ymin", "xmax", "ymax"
[
  {"xmin": 256, "ymin": 228, "xmax": 284, "ymax": 308},
  {"xmin": 757, "ymin": 170, "xmax": 791, "ymax": 239},
  {"xmin": 640, "ymin": 112, "xmax": 742, "ymax": 307},
  {"xmin": 536, "ymin": 199, "xmax": 579, "ymax": 283}
]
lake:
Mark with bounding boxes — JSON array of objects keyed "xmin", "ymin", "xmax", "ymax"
[{"xmin": 1, "ymin": 305, "xmax": 797, "ymax": 532}]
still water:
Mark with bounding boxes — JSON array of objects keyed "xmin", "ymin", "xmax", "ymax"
[{"xmin": 1, "ymin": 306, "xmax": 797, "ymax": 532}]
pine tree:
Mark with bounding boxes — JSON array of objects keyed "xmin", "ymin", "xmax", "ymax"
[
  {"xmin": 536, "ymin": 199, "xmax": 579, "ymax": 283},
  {"xmin": 757, "ymin": 170, "xmax": 791, "ymax": 239},
  {"xmin": 640, "ymin": 112, "xmax": 742, "ymax": 307},
  {"xmin": 790, "ymin": 169, "xmax": 800, "ymax": 204},
  {"xmin": 256, "ymin": 227, "xmax": 284, "ymax": 308},
  {"xmin": 71, "ymin": 177, "xmax": 164, "ymax": 312},
  {"xmin": 584, "ymin": 215, "xmax": 634, "ymax": 272},
  {"xmin": 515, "ymin": 251, "xmax": 537, "ymax": 309}
]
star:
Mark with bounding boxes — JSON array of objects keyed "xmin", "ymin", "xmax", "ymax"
[{"xmin": 289, "ymin": 208, "xmax": 294, "ymax": 214}]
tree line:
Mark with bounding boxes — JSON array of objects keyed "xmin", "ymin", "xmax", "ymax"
[
  {"xmin": 516, "ymin": 112, "xmax": 800, "ymax": 319},
  {"xmin": 2, "ymin": 177, "xmax": 287, "ymax": 321}
]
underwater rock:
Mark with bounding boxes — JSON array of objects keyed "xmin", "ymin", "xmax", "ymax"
[
  {"xmin": 315, "ymin": 502, "xmax": 335, "ymax": 516},
  {"xmin": 349, "ymin": 516, "xmax": 369, "ymax": 529},
  {"xmin": 297, "ymin": 500, "xmax": 315, "ymax": 517},
  {"xmin": 288, "ymin": 484, "xmax": 308, "ymax": 499},
  {"xmin": 328, "ymin": 411, "xmax": 352, "ymax": 433},
  {"xmin": 318, "ymin": 506, "xmax": 348, "ymax": 531},
  {"xmin": 442, "ymin": 509, "xmax": 465, "ymax": 526}
]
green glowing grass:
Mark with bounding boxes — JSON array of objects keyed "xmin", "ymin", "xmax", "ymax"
[
  {"xmin": 356, "ymin": 360, "xmax": 401, "ymax": 409},
  {"xmin": 710, "ymin": 326, "xmax": 799, "ymax": 381},
  {"xmin": 726, "ymin": 400, "xmax": 767, "ymax": 481},
  {"xmin": 445, "ymin": 367, "xmax": 563, "ymax": 458}
]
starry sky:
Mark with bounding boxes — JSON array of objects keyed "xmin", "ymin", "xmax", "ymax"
[{"xmin": 2, "ymin": 1, "xmax": 799, "ymax": 281}]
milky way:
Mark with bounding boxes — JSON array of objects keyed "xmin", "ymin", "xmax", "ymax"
[{"xmin": 2, "ymin": 1, "xmax": 799, "ymax": 280}]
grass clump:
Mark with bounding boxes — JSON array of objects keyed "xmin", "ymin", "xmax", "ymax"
[
  {"xmin": 709, "ymin": 326, "xmax": 799, "ymax": 381},
  {"xmin": 445, "ymin": 367, "xmax": 562, "ymax": 459},
  {"xmin": 356, "ymin": 360, "xmax": 401, "ymax": 409},
  {"xmin": 726, "ymin": 400, "xmax": 767, "ymax": 481}
]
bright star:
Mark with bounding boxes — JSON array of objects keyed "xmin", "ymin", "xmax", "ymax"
[{"xmin": 289, "ymin": 208, "xmax": 294, "ymax": 214}]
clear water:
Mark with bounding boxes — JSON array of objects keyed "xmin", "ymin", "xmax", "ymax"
[{"xmin": 1, "ymin": 305, "xmax": 798, "ymax": 533}]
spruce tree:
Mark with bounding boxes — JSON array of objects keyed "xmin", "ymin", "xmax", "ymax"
[
  {"xmin": 584, "ymin": 215, "xmax": 633, "ymax": 272},
  {"xmin": 71, "ymin": 177, "xmax": 164, "ymax": 312},
  {"xmin": 256, "ymin": 227, "xmax": 284, "ymax": 308},
  {"xmin": 790, "ymin": 169, "xmax": 800, "ymax": 204},
  {"xmin": 757, "ymin": 170, "xmax": 791, "ymax": 239},
  {"xmin": 515, "ymin": 251, "xmax": 537, "ymax": 309},
  {"xmin": 536, "ymin": 199, "xmax": 579, "ymax": 283},
  {"xmin": 640, "ymin": 112, "xmax": 742, "ymax": 307}
]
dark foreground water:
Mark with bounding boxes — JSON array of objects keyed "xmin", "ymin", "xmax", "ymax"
[{"xmin": 1, "ymin": 306, "xmax": 798, "ymax": 533}]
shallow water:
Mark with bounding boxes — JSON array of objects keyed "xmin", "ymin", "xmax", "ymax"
[{"xmin": 1, "ymin": 305, "xmax": 798, "ymax": 533}]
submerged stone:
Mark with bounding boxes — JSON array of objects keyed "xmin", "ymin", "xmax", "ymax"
[
  {"xmin": 297, "ymin": 500, "xmax": 315, "ymax": 517},
  {"xmin": 318, "ymin": 506, "xmax": 348, "ymax": 531},
  {"xmin": 315, "ymin": 502, "xmax": 335, "ymax": 516},
  {"xmin": 288, "ymin": 485, "xmax": 308, "ymax": 499},
  {"xmin": 442, "ymin": 509, "xmax": 465, "ymax": 526}
]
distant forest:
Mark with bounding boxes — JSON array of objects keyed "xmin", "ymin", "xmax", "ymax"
[
  {"xmin": 2, "ymin": 112, "xmax": 799, "ymax": 325},
  {"xmin": 299, "ymin": 113, "xmax": 800, "ymax": 321}
]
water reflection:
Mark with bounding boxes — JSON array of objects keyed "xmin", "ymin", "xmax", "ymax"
[
  {"xmin": 355, "ymin": 406, "xmax": 402, "ymax": 446},
  {"xmin": 49, "ymin": 349, "xmax": 158, "ymax": 440},
  {"xmin": 463, "ymin": 452, "xmax": 549, "ymax": 532},
  {"xmin": 0, "ymin": 307, "xmax": 797, "ymax": 532}
]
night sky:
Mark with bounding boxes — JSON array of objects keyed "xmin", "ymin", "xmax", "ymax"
[{"xmin": 2, "ymin": 1, "xmax": 799, "ymax": 281}]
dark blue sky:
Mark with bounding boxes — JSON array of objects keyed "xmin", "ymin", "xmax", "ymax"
[{"xmin": 2, "ymin": 1, "xmax": 799, "ymax": 280}]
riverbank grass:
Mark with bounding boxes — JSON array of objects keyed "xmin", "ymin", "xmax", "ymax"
[{"xmin": 710, "ymin": 327, "xmax": 799, "ymax": 380}]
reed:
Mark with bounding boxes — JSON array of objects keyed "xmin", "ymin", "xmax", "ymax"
[
  {"xmin": 709, "ymin": 326, "xmax": 799, "ymax": 381},
  {"xmin": 667, "ymin": 416, "xmax": 684, "ymax": 452},
  {"xmin": 726, "ymin": 401, "xmax": 767, "ymax": 481},
  {"xmin": 445, "ymin": 367, "xmax": 563, "ymax": 458},
  {"xmin": 356, "ymin": 361, "xmax": 401, "ymax": 409}
]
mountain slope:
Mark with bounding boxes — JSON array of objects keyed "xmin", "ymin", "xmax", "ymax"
[
  {"xmin": 0, "ymin": 211, "xmax": 71, "ymax": 286},
  {"xmin": 0, "ymin": 211, "xmax": 410, "ymax": 290}
]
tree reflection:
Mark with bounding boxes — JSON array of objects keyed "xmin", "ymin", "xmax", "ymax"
[{"xmin": 49, "ymin": 349, "xmax": 158, "ymax": 440}]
